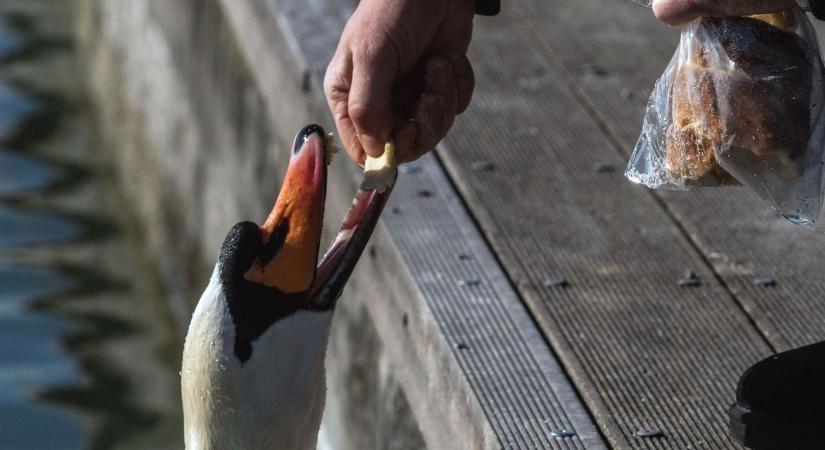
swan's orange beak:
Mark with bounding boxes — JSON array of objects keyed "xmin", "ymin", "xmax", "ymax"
[
  {"xmin": 244, "ymin": 125, "xmax": 330, "ymax": 293},
  {"xmin": 239, "ymin": 123, "xmax": 396, "ymax": 307}
]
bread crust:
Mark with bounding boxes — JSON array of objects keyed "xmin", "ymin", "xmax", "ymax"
[{"xmin": 665, "ymin": 12, "xmax": 812, "ymax": 185}]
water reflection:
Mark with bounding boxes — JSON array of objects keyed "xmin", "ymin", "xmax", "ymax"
[
  {"xmin": 0, "ymin": 265, "xmax": 84, "ymax": 450},
  {"xmin": 0, "ymin": 152, "xmax": 59, "ymax": 195},
  {"xmin": 0, "ymin": 17, "xmax": 24, "ymax": 59},
  {"xmin": 0, "ymin": 79, "xmax": 35, "ymax": 137},
  {"xmin": 0, "ymin": 3, "xmax": 182, "ymax": 449},
  {"xmin": 0, "ymin": 206, "xmax": 79, "ymax": 248}
]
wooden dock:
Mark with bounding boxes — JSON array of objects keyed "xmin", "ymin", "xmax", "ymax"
[{"xmin": 76, "ymin": 0, "xmax": 825, "ymax": 448}]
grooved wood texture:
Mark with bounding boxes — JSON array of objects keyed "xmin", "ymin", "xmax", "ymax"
[
  {"xmin": 383, "ymin": 155, "xmax": 606, "ymax": 449},
  {"xmin": 435, "ymin": 1, "xmax": 825, "ymax": 448},
  {"xmin": 265, "ymin": 0, "xmax": 825, "ymax": 448}
]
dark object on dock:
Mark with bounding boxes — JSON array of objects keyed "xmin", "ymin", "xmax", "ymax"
[
  {"xmin": 399, "ymin": 165, "xmax": 421, "ymax": 175},
  {"xmin": 677, "ymin": 271, "xmax": 701, "ymax": 287},
  {"xmin": 550, "ymin": 428, "xmax": 576, "ymax": 438},
  {"xmin": 633, "ymin": 428, "xmax": 664, "ymax": 439},
  {"xmin": 729, "ymin": 340, "xmax": 825, "ymax": 449},
  {"xmin": 752, "ymin": 276, "xmax": 778, "ymax": 287},
  {"xmin": 543, "ymin": 277, "xmax": 570, "ymax": 289},
  {"xmin": 471, "ymin": 160, "xmax": 496, "ymax": 172},
  {"xmin": 458, "ymin": 278, "xmax": 481, "ymax": 287},
  {"xmin": 594, "ymin": 162, "xmax": 616, "ymax": 174},
  {"xmin": 581, "ymin": 63, "xmax": 608, "ymax": 77}
]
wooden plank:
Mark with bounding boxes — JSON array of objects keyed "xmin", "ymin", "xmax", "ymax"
[
  {"xmin": 377, "ymin": 154, "xmax": 607, "ymax": 449},
  {"xmin": 219, "ymin": 0, "xmax": 609, "ymax": 448},
  {"xmin": 435, "ymin": 5, "xmax": 781, "ymax": 449},
  {"xmin": 517, "ymin": 1, "xmax": 825, "ymax": 353}
]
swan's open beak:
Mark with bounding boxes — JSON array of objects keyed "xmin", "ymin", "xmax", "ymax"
[
  {"xmin": 244, "ymin": 125, "xmax": 329, "ymax": 293},
  {"xmin": 243, "ymin": 124, "xmax": 396, "ymax": 306},
  {"xmin": 308, "ymin": 176, "xmax": 395, "ymax": 310}
]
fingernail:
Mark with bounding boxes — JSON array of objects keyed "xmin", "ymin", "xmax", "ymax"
[{"xmin": 360, "ymin": 134, "xmax": 385, "ymax": 157}]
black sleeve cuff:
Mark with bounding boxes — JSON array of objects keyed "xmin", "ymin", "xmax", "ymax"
[
  {"xmin": 811, "ymin": 0, "xmax": 825, "ymax": 20},
  {"xmin": 473, "ymin": 0, "xmax": 500, "ymax": 16}
]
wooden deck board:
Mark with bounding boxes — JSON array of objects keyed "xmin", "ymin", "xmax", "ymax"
[
  {"xmin": 435, "ymin": 3, "xmax": 793, "ymax": 448},
  {"xmin": 241, "ymin": 0, "xmax": 825, "ymax": 448},
  {"xmin": 517, "ymin": 0, "xmax": 825, "ymax": 352}
]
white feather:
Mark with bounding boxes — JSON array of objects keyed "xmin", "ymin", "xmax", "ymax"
[{"xmin": 182, "ymin": 266, "xmax": 332, "ymax": 450}]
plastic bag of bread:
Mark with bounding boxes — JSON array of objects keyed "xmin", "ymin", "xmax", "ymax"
[{"xmin": 626, "ymin": 9, "xmax": 825, "ymax": 224}]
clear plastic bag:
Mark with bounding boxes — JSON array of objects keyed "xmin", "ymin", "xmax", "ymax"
[{"xmin": 626, "ymin": 9, "xmax": 825, "ymax": 225}]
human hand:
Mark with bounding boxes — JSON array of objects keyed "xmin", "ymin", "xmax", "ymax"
[
  {"xmin": 324, "ymin": 0, "xmax": 475, "ymax": 165},
  {"xmin": 652, "ymin": 0, "xmax": 797, "ymax": 25}
]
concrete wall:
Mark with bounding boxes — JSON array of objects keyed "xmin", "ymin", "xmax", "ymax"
[{"xmin": 72, "ymin": 0, "xmax": 424, "ymax": 447}]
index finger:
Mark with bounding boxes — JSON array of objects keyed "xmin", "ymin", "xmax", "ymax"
[{"xmin": 347, "ymin": 38, "xmax": 398, "ymax": 158}]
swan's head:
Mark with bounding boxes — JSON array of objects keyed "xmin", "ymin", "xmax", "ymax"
[{"xmin": 182, "ymin": 124, "xmax": 395, "ymax": 449}]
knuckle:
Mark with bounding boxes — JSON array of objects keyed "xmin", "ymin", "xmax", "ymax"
[
  {"xmin": 323, "ymin": 70, "xmax": 337, "ymax": 96},
  {"xmin": 331, "ymin": 101, "xmax": 350, "ymax": 123},
  {"xmin": 324, "ymin": 79, "xmax": 347, "ymax": 107},
  {"xmin": 324, "ymin": 57, "xmax": 351, "ymax": 94},
  {"xmin": 348, "ymin": 102, "xmax": 374, "ymax": 123},
  {"xmin": 351, "ymin": 28, "xmax": 397, "ymax": 64},
  {"xmin": 350, "ymin": 24, "xmax": 410, "ymax": 72}
]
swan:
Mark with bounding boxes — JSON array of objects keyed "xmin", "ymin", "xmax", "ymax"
[{"xmin": 181, "ymin": 124, "xmax": 395, "ymax": 450}]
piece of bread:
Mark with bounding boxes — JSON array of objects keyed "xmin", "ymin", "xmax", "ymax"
[
  {"xmin": 665, "ymin": 41, "xmax": 735, "ymax": 184},
  {"xmin": 665, "ymin": 12, "xmax": 812, "ymax": 185},
  {"xmin": 361, "ymin": 142, "xmax": 397, "ymax": 192}
]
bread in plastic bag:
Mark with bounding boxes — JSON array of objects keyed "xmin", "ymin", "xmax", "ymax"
[{"xmin": 626, "ymin": 9, "xmax": 825, "ymax": 224}]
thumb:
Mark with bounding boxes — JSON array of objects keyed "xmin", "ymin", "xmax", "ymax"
[{"xmin": 348, "ymin": 44, "xmax": 398, "ymax": 157}]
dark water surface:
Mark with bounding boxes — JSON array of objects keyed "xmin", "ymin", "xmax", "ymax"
[{"xmin": 0, "ymin": 2, "xmax": 183, "ymax": 449}]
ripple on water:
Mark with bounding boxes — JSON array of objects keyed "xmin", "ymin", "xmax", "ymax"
[
  {"xmin": 0, "ymin": 17, "xmax": 24, "ymax": 60},
  {"xmin": 0, "ymin": 264, "xmax": 68, "ymax": 308},
  {"xmin": 0, "ymin": 265, "xmax": 85, "ymax": 450},
  {"xmin": 0, "ymin": 151, "xmax": 59, "ymax": 195},
  {"xmin": 0, "ymin": 206, "xmax": 79, "ymax": 249},
  {"xmin": 0, "ymin": 78, "xmax": 37, "ymax": 138}
]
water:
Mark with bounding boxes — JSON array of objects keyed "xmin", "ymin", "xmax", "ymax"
[
  {"xmin": 0, "ymin": 81, "xmax": 35, "ymax": 137},
  {"xmin": 0, "ymin": 2, "xmax": 183, "ymax": 449},
  {"xmin": 0, "ymin": 152, "xmax": 59, "ymax": 195},
  {"xmin": 0, "ymin": 207, "xmax": 80, "ymax": 248}
]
